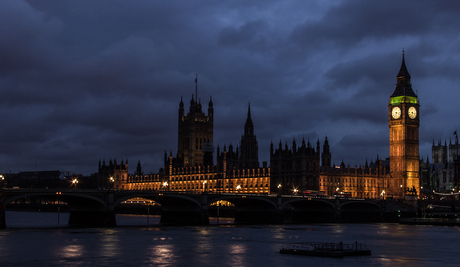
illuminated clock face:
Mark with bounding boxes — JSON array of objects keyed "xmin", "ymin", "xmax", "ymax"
[
  {"xmin": 392, "ymin": 107, "xmax": 401, "ymax": 119},
  {"xmin": 408, "ymin": 106, "xmax": 417, "ymax": 119}
]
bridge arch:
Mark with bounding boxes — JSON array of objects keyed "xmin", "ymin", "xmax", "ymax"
[
  {"xmin": 281, "ymin": 198, "xmax": 335, "ymax": 210},
  {"xmin": 340, "ymin": 201, "xmax": 383, "ymax": 222},
  {"xmin": 113, "ymin": 193, "xmax": 201, "ymax": 209},
  {"xmin": 281, "ymin": 198, "xmax": 336, "ymax": 223},
  {"xmin": 206, "ymin": 195, "xmax": 278, "ymax": 224},
  {"xmin": 206, "ymin": 195, "xmax": 277, "ymax": 210}
]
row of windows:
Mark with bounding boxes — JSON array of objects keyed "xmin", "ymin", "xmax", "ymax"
[
  {"xmin": 171, "ymin": 175, "xmax": 216, "ymax": 181},
  {"xmin": 169, "ymin": 184, "xmax": 269, "ymax": 190},
  {"xmin": 171, "ymin": 166, "xmax": 218, "ymax": 174},
  {"xmin": 128, "ymin": 177, "xmax": 161, "ymax": 182},
  {"xmin": 126, "ymin": 184, "xmax": 161, "ymax": 190}
]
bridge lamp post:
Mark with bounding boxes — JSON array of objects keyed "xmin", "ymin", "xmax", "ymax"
[
  {"xmin": 203, "ymin": 180, "xmax": 207, "ymax": 192},
  {"xmin": 162, "ymin": 181, "xmax": 168, "ymax": 191},
  {"xmin": 236, "ymin": 184, "xmax": 241, "ymax": 193},
  {"xmin": 72, "ymin": 178, "xmax": 78, "ymax": 189},
  {"xmin": 293, "ymin": 188, "xmax": 298, "ymax": 195},
  {"xmin": 109, "ymin": 176, "xmax": 115, "ymax": 189},
  {"xmin": 277, "ymin": 184, "xmax": 282, "ymax": 195}
]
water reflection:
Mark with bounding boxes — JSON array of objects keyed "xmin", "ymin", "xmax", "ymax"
[
  {"xmin": 331, "ymin": 224, "xmax": 345, "ymax": 234},
  {"xmin": 272, "ymin": 228, "xmax": 286, "ymax": 241},
  {"xmin": 2, "ymin": 212, "xmax": 460, "ymax": 266},
  {"xmin": 57, "ymin": 244, "xmax": 84, "ymax": 258},
  {"xmin": 100, "ymin": 229, "xmax": 120, "ymax": 258},
  {"xmin": 0, "ymin": 232, "xmax": 8, "ymax": 258},
  {"xmin": 228, "ymin": 244, "xmax": 247, "ymax": 266},
  {"xmin": 196, "ymin": 228, "xmax": 212, "ymax": 254},
  {"xmin": 149, "ymin": 244, "xmax": 177, "ymax": 265}
]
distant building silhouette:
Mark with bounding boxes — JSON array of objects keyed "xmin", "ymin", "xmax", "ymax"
[
  {"xmin": 270, "ymin": 138, "xmax": 320, "ymax": 194},
  {"xmin": 98, "ymin": 159, "xmax": 128, "ymax": 189},
  {"xmin": 177, "ymin": 95, "xmax": 213, "ymax": 167},
  {"xmin": 420, "ymin": 137, "xmax": 460, "ymax": 192},
  {"xmin": 321, "ymin": 137, "xmax": 332, "ymax": 168},
  {"xmin": 239, "ymin": 103, "xmax": 259, "ymax": 169}
]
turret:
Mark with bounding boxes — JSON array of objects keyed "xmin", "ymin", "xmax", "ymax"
[
  {"xmin": 136, "ymin": 160, "xmax": 142, "ymax": 176},
  {"xmin": 179, "ymin": 96, "xmax": 184, "ymax": 118},
  {"xmin": 208, "ymin": 96, "xmax": 214, "ymax": 120},
  {"xmin": 321, "ymin": 136, "xmax": 331, "ymax": 168},
  {"xmin": 189, "ymin": 94, "xmax": 196, "ymax": 113}
]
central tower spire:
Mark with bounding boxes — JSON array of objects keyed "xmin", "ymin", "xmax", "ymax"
[
  {"xmin": 177, "ymin": 77, "xmax": 213, "ymax": 167},
  {"xmin": 195, "ymin": 74, "xmax": 198, "ymax": 102},
  {"xmin": 239, "ymin": 102, "xmax": 259, "ymax": 168}
]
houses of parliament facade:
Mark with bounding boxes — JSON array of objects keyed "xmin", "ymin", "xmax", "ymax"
[{"xmin": 100, "ymin": 55, "xmax": 422, "ymax": 200}]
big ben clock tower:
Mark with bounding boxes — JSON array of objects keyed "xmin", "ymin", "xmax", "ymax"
[{"xmin": 389, "ymin": 52, "xmax": 420, "ymax": 198}]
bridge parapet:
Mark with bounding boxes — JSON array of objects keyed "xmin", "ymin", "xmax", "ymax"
[{"xmin": 0, "ymin": 189, "xmax": 415, "ymax": 228}]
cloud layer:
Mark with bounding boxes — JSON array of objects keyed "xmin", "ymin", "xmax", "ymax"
[{"xmin": 1, "ymin": 0, "xmax": 458, "ymax": 175}]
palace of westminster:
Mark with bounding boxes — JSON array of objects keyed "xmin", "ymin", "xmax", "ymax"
[{"xmin": 98, "ymin": 55, "xmax": 460, "ymax": 200}]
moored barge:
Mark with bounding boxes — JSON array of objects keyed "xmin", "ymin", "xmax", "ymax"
[{"xmin": 280, "ymin": 241, "xmax": 371, "ymax": 258}]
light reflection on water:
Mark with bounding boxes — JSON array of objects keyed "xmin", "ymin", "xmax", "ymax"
[
  {"xmin": 228, "ymin": 243, "xmax": 247, "ymax": 267},
  {"xmin": 149, "ymin": 244, "xmax": 177, "ymax": 266},
  {"xmin": 2, "ymin": 211, "xmax": 460, "ymax": 266},
  {"xmin": 100, "ymin": 229, "xmax": 120, "ymax": 258},
  {"xmin": 57, "ymin": 244, "xmax": 84, "ymax": 258}
]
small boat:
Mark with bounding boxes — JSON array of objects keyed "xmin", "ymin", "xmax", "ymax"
[{"xmin": 280, "ymin": 241, "xmax": 371, "ymax": 258}]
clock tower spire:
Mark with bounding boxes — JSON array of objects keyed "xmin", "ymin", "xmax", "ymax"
[{"xmin": 389, "ymin": 52, "xmax": 420, "ymax": 199}]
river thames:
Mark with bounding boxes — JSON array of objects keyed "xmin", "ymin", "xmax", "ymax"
[{"xmin": 0, "ymin": 211, "xmax": 459, "ymax": 266}]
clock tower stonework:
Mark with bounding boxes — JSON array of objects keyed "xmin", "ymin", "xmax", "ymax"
[{"xmin": 389, "ymin": 53, "xmax": 420, "ymax": 198}]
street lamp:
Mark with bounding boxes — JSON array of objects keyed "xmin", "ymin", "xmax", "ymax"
[
  {"xmin": 293, "ymin": 188, "xmax": 298, "ymax": 195},
  {"xmin": 203, "ymin": 180, "xmax": 207, "ymax": 192},
  {"xmin": 277, "ymin": 183, "xmax": 282, "ymax": 195},
  {"xmin": 236, "ymin": 184, "xmax": 241, "ymax": 192},
  {"xmin": 109, "ymin": 176, "xmax": 114, "ymax": 189},
  {"xmin": 162, "ymin": 181, "xmax": 168, "ymax": 191},
  {"xmin": 72, "ymin": 178, "xmax": 78, "ymax": 189}
]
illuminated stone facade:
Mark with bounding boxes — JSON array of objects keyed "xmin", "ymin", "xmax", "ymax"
[
  {"xmin": 164, "ymin": 160, "xmax": 269, "ymax": 194},
  {"xmin": 319, "ymin": 159, "xmax": 390, "ymax": 198}
]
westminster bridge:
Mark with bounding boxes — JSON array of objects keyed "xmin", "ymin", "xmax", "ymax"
[{"xmin": 0, "ymin": 189, "xmax": 414, "ymax": 228}]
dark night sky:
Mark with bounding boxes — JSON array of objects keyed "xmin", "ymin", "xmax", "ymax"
[{"xmin": 1, "ymin": 0, "xmax": 459, "ymax": 175}]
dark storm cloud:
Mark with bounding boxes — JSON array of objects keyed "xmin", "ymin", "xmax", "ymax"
[
  {"xmin": 0, "ymin": 0, "xmax": 458, "ymax": 174},
  {"xmin": 290, "ymin": 1, "xmax": 439, "ymax": 49},
  {"xmin": 0, "ymin": 1, "xmax": 62, "ymax": 73},
  {"xmin": 219, "ymin": 20, "xmax": 272, "ymax": 53}
]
